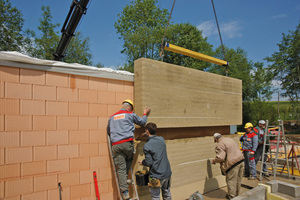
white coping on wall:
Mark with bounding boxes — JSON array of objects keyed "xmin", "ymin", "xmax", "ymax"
[{"xmin": 0, "ymin": 51, "xmax": 134, "ymax": 82}]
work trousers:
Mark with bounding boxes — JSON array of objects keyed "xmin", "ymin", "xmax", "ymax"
[
  {"xmin": 226, "ymin": 162, "xmax": 244, "ymax": 199},
  {"xmin": 254, "ymin": 145, "xmax": 268, "ymax": 172},
  {"xmin": 112, "ymin": 141, "xmax": 134, "ymax": 192},
  {"xmin": 243, "ymin": 151, "xmax": 257, "ymax": 177},
  {"xmin": 149, "ymin": 176, "xmax": 172, "ymax": 200}
]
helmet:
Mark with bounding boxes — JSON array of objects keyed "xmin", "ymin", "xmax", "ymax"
[
  {"xmin": 123, "ymin": 99, "xmax": 134, "ymax": 109},
  {"xmin": 244, "ymin": 122, "xmax": 253, "ymax": 129}
]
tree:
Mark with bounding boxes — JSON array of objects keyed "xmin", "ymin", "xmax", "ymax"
[
  {"xmin": 265, "ymin": 23, "xmax": 300, "ymax": 120},
  {"xmin": 162, "ymin": 23, "xmax": 214, "ymax": 70},
  {"xmin": 115, "ymin": 0, "xmax": 169, "ymax": 71},
  {"xmin": 0, "ymin": 0, "xmax": 26, "ymax": 51}
]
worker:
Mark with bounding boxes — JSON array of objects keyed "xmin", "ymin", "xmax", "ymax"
[
  {"xmin": 107, "ymin": 99, "xmax": 151, "ymax": 200},
  {"xmin": 138, "ymin": 122, "xmax": 172, "ymax": 200},
  {"xmin": 253, "ymin": 120, "xmax": 273, "ymax": 177},
  {"xmin": 211, "ymin": 133, "xmax": 244, "ymax": 200},
  {"xmin": 239, "ymin": 122, "xmax": 258, "ymax": 180}
]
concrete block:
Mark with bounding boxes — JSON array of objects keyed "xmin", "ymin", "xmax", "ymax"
[
  {"xmin": 69, "ymin": 130, "xmax": 89, "ymax": 144},
  {"xmin": 115, "ymin": 92, "xmax": 133, "ymax": 105},
  {"xmin": 0, "ymin": 66, "xmax": 19, "ymax": 82},
  {"xmin": 98, "ymin": 117, "xmax": 109, "ymax": 131},
  {"xmin": 34, "ymin": 174, "xmax": 57, "ymax": 192},
  {"xmin": 98, "ymin": 180, "xmax": 109, "ymax": 194},
  {"xmin": 0, "ymin": 99, "xmax": 19, "ymax": 115},
  {"xmin": 21, "ymin": 99, "xmax": 45, "ymax": 115},
  {"xmin": 70, "ymin": 74, "xmax": 89, "ymax": 89},
  {"xmin": 59, "ymin": 172, "xmax": 80, "ymax": 187},
  {"xmin": 20, "ymin": 68, "xmax": 45, "ymax": 85},
  {"xmin": 21, "ymin": 131, "xmax": 46, "ymax": 146},
  {"xmin": 90, "ymin": 156, "xmax": 109, "ymax": 169},
  {"xmin": 69, "ymin": 102, "xmax": 89, "ymax": 116},
  {"xmin": 57, "ymin": 116, "xmax": 78, "ymax": 131},
  {"xmin": 5, "ymin": 115, "xmax": 32, "ymax": 131},
  {"xmin": 0, "ymin": 131, "xmax": 20, "ymax": 148},
  {"xmin": 46, "ymin": 101, "xmax": 68, "ymax": 116},
  {"xmin": 124, "ymin": 81, "xmax": 134, "ymax": 93},
  {"xmin": 21, "ymin": 191, "xmax": 47, "ymax": 200},
  {"xmin": 58, "ymin": 144, "xmax": 79, "ymax": 159},
  {"xmin": 70, "ymin": 157, "xmax": 90, "ymax": 172},
  {"xmin": 70, "ymin": 183, "xmax": 91, "ymax": 199},
  {"xmin": 232, "ymin": 185, "xmax": 266, "ymax": 200},
  {"xmin": 57, "ymin": 87, "xmax": 78, "ymax": 102},
  {"xmin": 89, "ymin": 103, "xmax": 108, "ymax": 117},
  {"xmin": 5, "ymin": 177, "xmax": 33, "ymax": 197},
  {"xmin": 79, "ymin": 116, "xmax": 98, "ymax": 130},
  {"xmin": 99, "ymin": 167, "xmax": 113, "ymax": 181},
  {"xmin": 79, "ymin": 89, "xmax": 97, "ymax": 103},
  {"xmin": 5, "ymin": 82, "xmax": 32, "ymax": 99},
  {"xmin": 34, "ymin": 146, "xmax": 57, "ymax": 161},
  {"xmin": 108, "ymin": 104, "xmax": 121, "ymax": 116},
  {"xmin": 98, "ymin": 90, "xmax": 116, "ymax": 104},
  {"xmin": 6, "ymin": 147, "xmax": 32, "ymax": 164},
  {"xmin": 0, "ymin": 148, "xmax": 4, "ymax": 165},
  {"xmin": 47, "ymin": 159, "xmax": 69, "ymax": 173},
  {"xmin": 33, "ymin": 85, "xmax": 56, "ymax": 101},
  {"xmin": 0, "ymin": 163, "xmax": 20, "ymax": 179},
  {"xmin": 46, "ymin": 130, "xmax": 68, "ymax": 145},
  {"xmin": 277, "ymin": 180, "xmax": 300, "ymax": 197},
  {"xmin": 79, "ymin": 170, "xmax": 94, "ymax": 184},
  {"xmin": 99, "ymin": 143, "xmax": 109, "ymax": 156},
  {"xmin": 266, "ymin": 180, "xmax": 279, "ymax": 193},
  {"xmin": 89, "ymin": 77, "xmax": 107, "ymax": 90},
  {"xmin": 90, "ymin": 130, "xmax": 107, "ymax": 143},
  {"xmin": 0, "ymin": 115, "xmax": 3, "ymax": 132},
  {"xmin": 21, "ymin": 161, "xmax": 46, "ymax": 176},
  {"xmin": 33, "ymin": 115, "xmax": 56, "ymax": 131},
  {"xmin": 107, "ymin": 79, "xmax": 124, "ymax": 92},
  {"xmin": 46, "ymin": 71, "xmax": 68, "ymax": 87},
  {"xmin": 0, "ymin": 81, "xmax": 4, "ymax": 98},
  {"xmin": 80, "ymin": 143, "xmax": 99, "ymax": 157}
]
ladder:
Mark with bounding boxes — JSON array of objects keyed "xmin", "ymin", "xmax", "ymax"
[
  {"xmin": 259, "ymin": 120, "xmax": 290, "ymax": 180},
  {"xmin": 107, "ymin": 135, "xmax": 139, "ymax": 200}
]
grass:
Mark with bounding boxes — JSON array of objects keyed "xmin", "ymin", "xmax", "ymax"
[{"xmin": 267, "ymin": 101, "xmax": 298, "ymax": 120}]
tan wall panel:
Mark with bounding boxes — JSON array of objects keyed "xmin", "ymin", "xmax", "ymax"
[{"xmin": 134, "ymin": 58, "xmax": 242, "ymax": 128}]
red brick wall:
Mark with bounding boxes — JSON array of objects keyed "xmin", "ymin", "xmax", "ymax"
[{"xmin": 0, "ymin": 66, "xmax": 133, "ymax": 200}]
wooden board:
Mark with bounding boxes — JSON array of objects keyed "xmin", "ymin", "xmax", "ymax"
[{"xmin": 134, "ymin": 58, "xmax": 242, "ymax": 128}]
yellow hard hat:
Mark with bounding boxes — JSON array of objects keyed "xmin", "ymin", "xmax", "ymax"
[
  {"xmin": 244, "ymin": 122, "xmax": 253, "ymax": 129},
  {"xmin": 123, "ymin": 99, "xmax": 134, "ymax": 109}
]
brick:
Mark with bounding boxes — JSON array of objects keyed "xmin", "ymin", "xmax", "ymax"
[
  {"xmin": 99, "ymin": 167, "xmax": 113, "ymax": 181},
  {"xmin": 69, "ymin": 102, "xmax": 89, "ymax": 116},
  {"xmin": 20, "ymin": 69, "xmax": 45, "ymax": 85},
  {"xmin": 89, "ymin": 77, "xmax": 107, "ymax": 90},
  {"xmin": 89, "ymin": 104, "xmax": 107, "ymax": 117},
  {"xmin": 34, "ymin": 174, "xmax": 57, "ymax": 192},
  {"xmin": 46, "ymin": 130, "xmax": 68, "ymax": 145},
  {"xmin": 98, "ymin": 180, "xmax": 109, "ymax": 194},
  {"xmin": 34, "ymin": 146, "xmax": 57, "ymax": 161},
  {"xmin": 0, "ymin": 99, "xmax": 19, "ymax": 115},
  {"xmin": 90, "ymin": 130, "xmax": 107, "ymax": 143},
  {"xmin": 100, "ymin": 192, "xmax": 114, "ymax": 200},
  {"xmin": 80, "ymin": 170, "xmax": 94, "ymax": 184},
  {"xmin": 70, "ymin": 157, "xmax": 89, "ymax": 172},
  {"xmin": 0, "ymin": 81, "xmax": 4, "ymax": 98},
  {"xmin": 107, "ymin": 79, "xmax": 124, "ymax": 92},
  {"xmin": 79, "ymin": 89, "xmax": 97, "ymax": 103},
  {"xmin": 58, "ymin": 145, "xmax": 78, "ymax": 159},
  {"xmin": 116, "ymin": 93, "xmax": 133, "ymax": 106},
  {"xmin": 6, "ymin": 196, "xmax": 20, "ymax": 200},
  {"xmin": 99, "ymin": 143, "xmax": 109, "ymax": 156},
  {"xmin": 69, "ymin": 130, "xmax": 89, "ymax": 144},
  {"xmin": 6, "ymin": 147, "xmax": 32, "ymax": 164},
  {"xmin": 108, "ymin": 105, "xmax": 121, "ymax": 116},
  {"xmin": 0, "ymin": 148, "xmax": 4, "ymax": 165},
  {"xmin": 71, "ymin": 75, "xmax": 89, "ymax": 89},
  {"xmin": 5, "ymin": 82, "xmax": 31, "ymax": 99},
  {"xmin": 21, "ymin": 131, "xmax": 45, "ymax": 146},
  {"xmin": 21, "ymin": 191, "xmax": 47, "ymax": 200},
  {"xmin": 59, "ymin": 172, "xmax": 80, "ymax": 187},
  {"xmin": 33, "ymin": 115, "xmax": 56, "ymax": 131},
  {"xmin": 21, "ymin": 161, "xmax": 46, "ymax": 177},
  {"xmin": 20, "ymin": 99, "xmax": 45, "ymax": 115},
  {"xmin": 98, "ymin": 91, "xmax": 115, "ymax": 104},
  {"xmin": 57, "ymin": 116, "xmax": 78, "ymax": 130},
  {"xmin": 47, "ymin": 159, "xmax": 69, "ymax": 173},
  {"xmin": 46, "ymin": 71, "xmax": 68, "ymax": 87},
  {"xmin": 0, "ymin": 163, "xmax": 20, "ymax": 179},
  {"xmin": 124, "ymin": 81, "xmax": 134, "ymax": 93},
  {"xmin": 98, "ymin": 117, "xmax": 109, "ymax": 130},
  {"xmin": 48, "ymin": 188, "xmax": 59, "ymax": 200},
  {"xmin": 33, "ymin": 85, "xmax": 56, "ymax": 101},
  {"xmin": 57, "ymin": 87, "xmax": 78, "ymax": 102},
  {"xmin": 90, "ymin": 156, "xmax": 109, "ymax": 169},
  {"xmin": 80, "ymin": 143, "xmax": 98, "ymax": 157},
  {"xmin": 5, "ymin": 178, "xmax": 33, "ymax": 197},
  {"xmin": 46, "ymin": 101, "xmax": 68, "ymax": 116},
  {"xmin": 70, "ymin": 183, "xmax": 91, "ymax": 199},
  {"xmin": 0, "ymin": 115, "xmax": 3, "ymax": 131},
  {"xmin": 107, "ymin": 179, "xmax": 115, "ymax": 192},
  {"xmin": 0, "ymin": 131, "xmax": 19, "ymax": 148},
  {"xmin": 0, "ymin": 66, "xmax": 19, "ymax": 82},
  {"xmin": 0, "ymin": 181, "xmax": 4, "ymax": 199},
  {"xmin": 79, "ymin": 116, "xmax": 98, "ymax": 130},
  {"xmin": 5, "ymin": 115, "xmax": 32, "ymax": 131}
]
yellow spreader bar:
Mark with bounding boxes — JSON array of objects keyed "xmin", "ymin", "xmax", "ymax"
[{"xmin": 164, "ymin": 42, "xmax": 228, "ymax": 66}]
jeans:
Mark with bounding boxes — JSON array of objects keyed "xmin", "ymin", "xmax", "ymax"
[
  {"xmin": 243, "ymin": 151, "xmax": 257, "ymax": 177},
  {"xmin": 149, "ymin": 176, "xmax": 172, "ymax": 200}
]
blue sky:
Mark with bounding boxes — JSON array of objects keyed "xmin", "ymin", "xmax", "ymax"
[{"xmin": 10, "ymin": 0, "xmax": 300, "ymax": 100}]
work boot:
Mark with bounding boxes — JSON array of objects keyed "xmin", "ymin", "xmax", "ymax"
[
  {"xmin": 248, "ymin": 176, "xmax": 257, "ymax": 180},
  {"xmin": 122, "ymin": 190, "xmax": 130, "ymax": 200}
]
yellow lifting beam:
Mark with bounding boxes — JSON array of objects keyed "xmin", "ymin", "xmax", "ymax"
[{"xmin": 163, "ymin": 42, "xmax": 228, "ymax": 66}]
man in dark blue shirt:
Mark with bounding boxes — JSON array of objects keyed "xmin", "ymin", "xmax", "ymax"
[{"xmin": 138, "ymin": 122, "xmax": 172, "ymax": 200}]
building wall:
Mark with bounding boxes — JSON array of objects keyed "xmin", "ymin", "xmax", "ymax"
[{"xmin": 0, "ymin": 65, "xmax": 133, "ymax": 200}]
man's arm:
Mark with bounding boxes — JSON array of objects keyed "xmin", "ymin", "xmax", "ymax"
[
  {"xmin": 212, "ymin": 144, "xmax": 226, "ymax": 164},
  {"xmin": 132, "ymin": 107, "xmax": 151, "ymax": 126},
  {"xmin": 142, "ymin": 147, "xmax": 153, "ymax": 167},
  {"xmin": 251, "ymin": 135, "xmax": 258, "ymax": 153}
]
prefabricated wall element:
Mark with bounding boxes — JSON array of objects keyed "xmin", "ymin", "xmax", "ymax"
[{"xmin": 134, "ymin": 58, "xmax": 242, "ymax": 128}]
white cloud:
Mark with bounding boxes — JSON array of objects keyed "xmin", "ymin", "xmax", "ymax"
[
  {"xmin": 271, "ymin": 14, "xmax": 287, "ymax": 19},
  {"xmin": 197, "ymin": 20, "xmax": 242, "ymax": 39}
]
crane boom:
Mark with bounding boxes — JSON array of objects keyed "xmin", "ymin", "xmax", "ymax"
[{"xmin": 53, "ymin": 0, "xmax": 90, "ymax": 61}]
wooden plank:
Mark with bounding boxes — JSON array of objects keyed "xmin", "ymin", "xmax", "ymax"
[{"xmin": 134, "ymin": 58, "xmax": 242, "ymax": 128}]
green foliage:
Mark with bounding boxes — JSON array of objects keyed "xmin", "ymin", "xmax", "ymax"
[
  {"xmin": 0, "ymin": 0, "xmax": 26, "ymax": 51},
  {"xmin": 95, "ymin": 62, "xmax": 104, "ymax": 68},
  {"xmin": 114, "ymin": 0, "xmax": 169, "ymax": 71},
  {"xmin": 265, "ymin": 23, "xmax": 300, "ymax": 120},
  {"xmin": 163, "ymin": 23, "xmax": 214, "ymax": 70}
]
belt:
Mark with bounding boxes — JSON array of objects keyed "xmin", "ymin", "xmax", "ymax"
[
  {"xmin": 226, "ymin": 159, "xmax": 244, "ymax": 174},
  {"xmin": 112, "ymin": 138, "xmax": 133, "ymax": 146}
]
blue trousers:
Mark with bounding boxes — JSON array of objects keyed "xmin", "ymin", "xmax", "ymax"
[{"xmin": 243, "ymin": 151, "xmax": 257, "ymax": 177}]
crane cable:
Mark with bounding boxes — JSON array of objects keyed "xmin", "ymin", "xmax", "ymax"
[
  {"xmin": 159, "ymin": 0, "xmax": 176, "ymax": 61},
  {"xmin": 211, "ymin": 0, "xmax": 228, "ymax": 76}
]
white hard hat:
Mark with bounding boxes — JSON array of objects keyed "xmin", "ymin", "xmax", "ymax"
[{"xmin": 259, "ymin": 120, "xmax": 266, "ymax": 124}]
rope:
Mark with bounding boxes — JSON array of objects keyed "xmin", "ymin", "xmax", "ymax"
[
  {"xmin": 211, "ymin": 0, "xmax": 228, "ymax": 76},
  {"xmin": 159, "ymin": 0, "xmax": 176, "ymax": 61}
]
